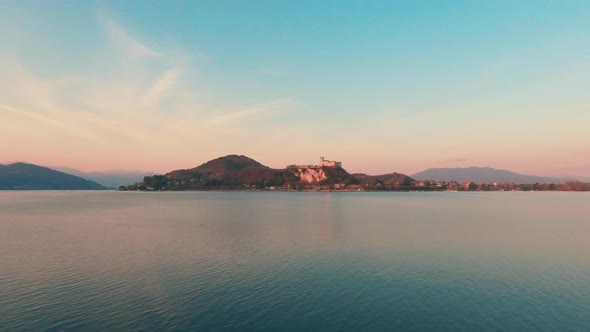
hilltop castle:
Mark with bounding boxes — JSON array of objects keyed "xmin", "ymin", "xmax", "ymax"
[
  {"xmin": 319, "ymin": 157, "xmax": 342, "ymax": 168},
  {"xmin": 287, "ymin": 157, "xmax": 343, "ymax": 169}
]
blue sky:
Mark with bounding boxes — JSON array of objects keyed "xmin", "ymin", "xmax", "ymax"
[{"xmin": 1, "ymin": 0, "xmax": 589, "ymax": 176}]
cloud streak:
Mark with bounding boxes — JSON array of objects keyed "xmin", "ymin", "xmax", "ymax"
[
  {"xmin": 141, "ymin": 68, "xmax": 184, "ymax": 109},
  {"xmin": 203, "ymin": 98, "xmax": 296, "ymax": 125},
  {"xmin": 97, "ymin": 10, "xmax": 159, "ymax": 59}
]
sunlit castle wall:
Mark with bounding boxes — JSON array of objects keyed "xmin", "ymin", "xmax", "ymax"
[{"xmin": 320, "ymin": 157, "xmax": 342, "ymax": 168}]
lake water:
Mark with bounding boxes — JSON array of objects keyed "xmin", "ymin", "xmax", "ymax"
[{"xmin": 1, "ymin": 191, "xmax": 589, "ymax": 331}]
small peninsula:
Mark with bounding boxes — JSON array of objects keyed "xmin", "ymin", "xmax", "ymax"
[{"xmin": 120, "ymin": 155, "xmax": 412, "ymax": 191}]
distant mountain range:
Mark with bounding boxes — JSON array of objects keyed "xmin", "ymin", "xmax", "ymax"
[
  {"xmin": 412, "ymin": 167, "xmax": 574, "ymax": 184},
  {"xmin": 52, "ymin": 167, "xmax": 153, "ymax": 188},
  {"xmin": 0, "ymin": 163, "xmax": 107, "ymax": 190}
]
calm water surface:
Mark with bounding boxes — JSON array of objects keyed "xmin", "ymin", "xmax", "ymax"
[{"xmin": 1, "ymin": 191, "xmax": 589, "ymax": 331}]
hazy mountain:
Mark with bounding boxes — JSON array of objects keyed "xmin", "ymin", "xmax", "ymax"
[
  {"xmin": 0, "ymin": 163, "xmax": 107, "ymax": 190},
  {"xmin": 53, "ymin": 167, "xmax": 154, "ymax": 188},
  {"xmin": 412, "ymin": 167, "xmax": 573, "ymax": 184}
]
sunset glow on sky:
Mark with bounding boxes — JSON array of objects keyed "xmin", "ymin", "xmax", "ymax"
[{"xmin": 1, "ymin": 1, "xmax": 589, "ymax": 177}]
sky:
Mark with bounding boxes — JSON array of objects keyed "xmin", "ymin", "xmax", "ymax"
[{"xmin": 1, "ymin": 0, "xmax": 589, "ymax": 177}]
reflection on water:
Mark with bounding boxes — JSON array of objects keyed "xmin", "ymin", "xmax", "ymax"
[{"xmin": 1, "ymin": 191, "xmax": 589, "ymax": 331}]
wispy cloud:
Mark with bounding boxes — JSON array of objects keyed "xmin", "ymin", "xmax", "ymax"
[
  {"xmin": 0, "ymin": 103, "xmax": 65, "ymax": 128},
  {"xmin": 141, "ymin": 68, "xmax": 184, "ymax": 108},
  {"xmin": 0, "ymin": 11, "xmax": 299, "ymax": 171},
  {"xmin": 203, "ymin": 98, "xmax": 296, "ymax": 125},
  {"xmin": 97, "ymin": 10, "xmax": 159, "ymax": 59}
]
